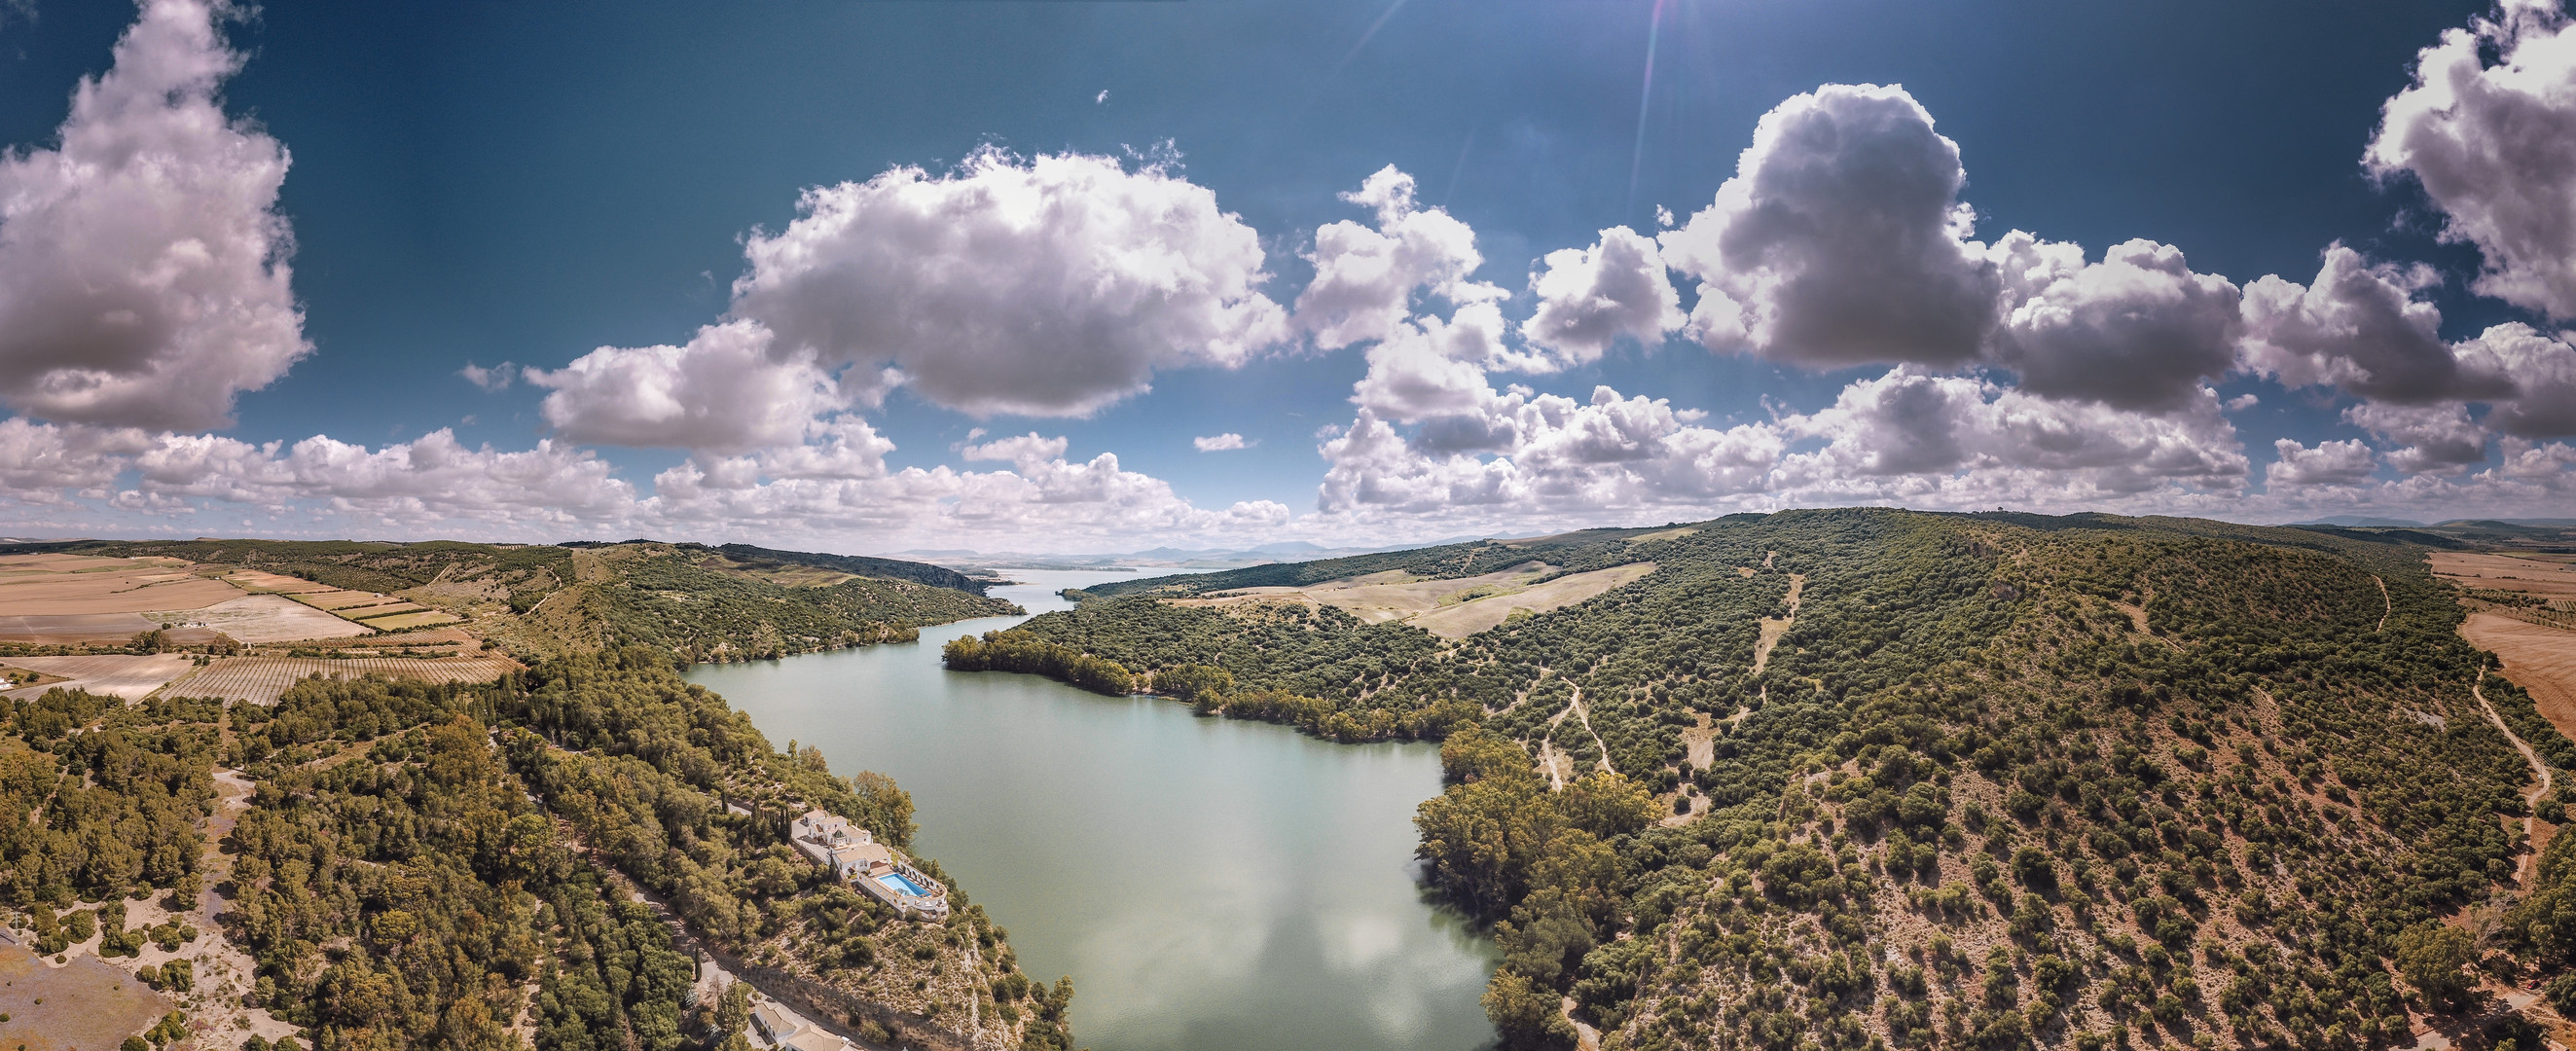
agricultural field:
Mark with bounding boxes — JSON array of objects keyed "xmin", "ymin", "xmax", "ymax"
[
  {"xmin": 0, "ymin": 939, "xmax": 175, "ymax": 1051},
  {"xmin": 2431, "ymin": 551, "xmax": 2576, "ymax": 604},
  {"xmin": 2462, "ymin": 612, "xmax": 2576, "ymax": 744},
  {"xmin": 172, "ymin": 654, "xmax": 523, "ymax": 704},
  {"xmin": 218, "ymin": 568, "xmax": 332, "ymax": 594},
  {"xmin": 353, "ymin": 610, "xmax": 461, "ymax": 631},
  {"xmin": 0, "ymin": 653, "xmax": 198, "ymax": 701},
  {"xmin": 1167, "ymin": 561, "xmax": 1658, "ymax": 638},
  {"xmin": 167, "ymin": 595, "xmax": 370, "ymax": 644},
  {"xmin": 0, "ymin": 611, "xmax": 159, "ymax": 645},
  {"xmin": 0, "ymin": 554, "xmax": 238, "ymax": 615}
]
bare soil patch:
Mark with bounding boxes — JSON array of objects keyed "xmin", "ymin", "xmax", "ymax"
[
  {"xmin": 0, "ymin": 937, "xmax": 172, "ymax": 1051},
  {"xmin": 176, "ymin": 654, "xmax": 523, "ymax": 704},
  {"xmin": 0, "ymin": 653, "xmax": 199, "ymax": 702},
  {"xmin": 0, "ymin": 613, "xmax": 159, "ymax": 645},
  {"xmin": 2462, "ymin": 612, "xmax": 2576, "ymax": 745},
  {"xmin": 0, "ymin": 554, "xmax": 239, "ymax": 615},
  {"xmin": 179, "ymin": 595, "xmax": 371, "ymax": 644},
  {"xmin": 1752, "ymin": 573, "xmax": 1806, "ymax": 674}
]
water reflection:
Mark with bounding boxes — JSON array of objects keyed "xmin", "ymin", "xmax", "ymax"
[{"xmin": 686, "ymin": 570, "xmax": 1499, "ymax": 1051}]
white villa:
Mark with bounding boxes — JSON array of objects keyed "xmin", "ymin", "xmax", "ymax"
[
  {"xmin": 789, "ymin": 808, "xmax": 949, "ymax": 920},
  {"xmin": 746, "ymin": 990, "xmax": 858, "ymax": 1051}
]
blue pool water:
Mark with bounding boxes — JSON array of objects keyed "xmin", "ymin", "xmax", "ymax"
[{"xmin": 877, "ymin": 872, "xmax": 931, "ymax": 897}]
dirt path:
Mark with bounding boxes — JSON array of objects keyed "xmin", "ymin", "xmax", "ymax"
[
  {"xmin": 2376, "ymin": 575, "xmax": 2391, "ymax": 634},
  {"xmin": 1752, "ymin": 574, "xmax": 1805, "ymax": 675},
  {"xmin": 1570, "ymin": 695, "xmax": 1614, "ymax": 776},
  {"xmin": 2470, "ymin": 670, "xmax": 2555, "ymax": 887}
]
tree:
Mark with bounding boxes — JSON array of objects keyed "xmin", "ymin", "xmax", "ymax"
[{"xmin": 2394, "ymin": 923, "xmax": 2476, "ymax": 1009}]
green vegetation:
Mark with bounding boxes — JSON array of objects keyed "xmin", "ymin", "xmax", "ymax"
[
  {"xmin": 973, "ymin": 508, "xmax": 2575, "ymax": 1051},
  {"xmin": 942, "ymin": 630, "xmax": 1136, "ymax": 695},
  {"xmin": 4, "ymin": 654, "xmax": 1064, "ymax": 1050}
]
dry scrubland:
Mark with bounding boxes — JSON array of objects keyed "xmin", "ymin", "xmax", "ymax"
[{"xmin": 0, "ymin": 940, "xmax": 175, "ymax": 1051}]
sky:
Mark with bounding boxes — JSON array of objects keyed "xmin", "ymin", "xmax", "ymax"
[{"xmin": 0, "ymin": 0, "xmax": 2573, "ymax": 554}]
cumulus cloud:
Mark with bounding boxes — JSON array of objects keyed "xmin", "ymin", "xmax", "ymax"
[
  {"xmin": 1293, "ymin": 165, "xmax": 1501, "ymax": 350},
  {"xmin": 729, "ymin": 147, "xmax": 1287, "ymax": 419},
  {"xmin": 0, "ymin": 0, "xmax": 308, "ymax": 430},
  {"xmin": 526, "ymin": 320, "xmax": 845, "ymax": 453},
  {"xmin": 1659, "ymin": 84, "xmax": 1999, "ymax": 368},
  {"xmin": 1987, "ymin": 236, "xmax": 2242, "ymax": 412},
  {"xmin": 2237, "ymin": 245, "xmax": 2509, "ymax": 402},
  {"xmin": 1773, "ymin": 369, "xmax": 2249, "ymax": 498},
  {"xmin": 1522, "ymin": 226, "xmax": 1683, "ymax": 366},
  {"xmin": 2341, "ymin": 401, "xmax": 2489, "ymax": 473},
  {"xmin": 2368, "ymin": 0, "xmax": 2576, "ymax": 319},
  {"xmin": 2267, "ymin": 438, "xmax": 2377, "ymax": 488},
  {"xmin": 1194, "ymin": 433, "xmax": 1250, "ymax": 452},
  {"xmin": 2451, "ymin": 322, "xmax": 2576, "ymax": 438}
]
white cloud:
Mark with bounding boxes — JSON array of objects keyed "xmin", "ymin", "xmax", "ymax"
[
  {"xmin": 2452, "ymin": 322, "xmax": 2576, "ymax": 438},
  {"xmin": 731, "ymin": 146, "xmax": 1288, "ymax": 418},
  {"xmin": 1293, "ymin": 166, "xmax": 1501, "ymax": 350},
  {"xmin": 2368, "ymin": 0, "xmax": 2576, "ymax": 319},
  {"xmin": 526, "ymin": 320, "xmax": 848, "ymax": 454},
  {"xmin": 459, "ymin": 361, "xmax": 518, "ymax": 391},
  {"xmin": 1194, "ymin": 433, "xmax": 1250, "ymax": 452},
  {"xmin": 2237, "ymin": 244, "xmax": 2508, "ymax": 402},
  {"xmin": 0, "ymin": 0, "xmax": 308, "ymax": 430},
  {"xmin": 1773, "ymin": 369, "xmax": 2249, "ymax": 499},
  {"xmin": 2266, "ymin": 438, "xmax": 2377, "ymax": 488},
  {"xmin": 1522, "ymin": 226, "xmax": 1684, "ymax": 367},
  {"xmin": 1660, "ymin": 84, "xmax": 1999, "ymax": 368},
  {"xmin": 1987, "ymin": 236, "xmax": 2242, "ymax": 412},
  {"xmin": 2341, "ymin": 401, "xmax": 2488, "ymax": 473}
]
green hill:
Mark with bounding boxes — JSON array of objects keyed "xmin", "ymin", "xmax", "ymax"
[{"xmin": 979, "ymin": 508, "xmax": 2576, "ymax": 1051}]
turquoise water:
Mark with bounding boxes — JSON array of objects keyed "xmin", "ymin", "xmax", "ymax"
[
  {"xmin": 686, "ymin": 570, "xmax": 1499, "ymax": 1051},
  {"xmin": 877, "ymin": 872, "xmax": 932, "ymax": 897}
]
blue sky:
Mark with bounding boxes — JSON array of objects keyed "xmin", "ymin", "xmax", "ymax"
[{"xmin": 0, "ymin": 0, "xmax": 2571, "ymax": 552}]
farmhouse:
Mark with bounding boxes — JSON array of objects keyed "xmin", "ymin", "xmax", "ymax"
[{"xmin": 788, "ymin": 808, "xmax": 949, "ymax": 920}]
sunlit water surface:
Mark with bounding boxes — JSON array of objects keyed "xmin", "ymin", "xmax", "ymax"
[{"xmin": 685, "ymin": 570, "xmax": 1499, "ymax": 1051}]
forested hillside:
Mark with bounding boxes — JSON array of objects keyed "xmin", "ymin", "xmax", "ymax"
[
  {"xmin": 991, "ymin": 509, "xmax": 2576, "ymax": 1051},
  {"xmin": 0, "ymin": 537, "xmax": 1017, "ymax": 661},
  {"xmin": 4, "ymin": 654, "xmax": 1067, "ymax": 1051}
]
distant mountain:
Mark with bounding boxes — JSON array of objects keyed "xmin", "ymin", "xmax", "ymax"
[{"xmin": 2293, "ymin": 515, "xmax": 2427, "ymax": 527}]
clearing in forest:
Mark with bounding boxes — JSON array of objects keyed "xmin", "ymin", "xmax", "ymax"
[
  {"xmin": 0, "ymin": 938, "xmax": 173, "ymax": 1051},
  {"xmin": 1172, "ymin": 561, "xmax": 1657, "ymax": 638}
]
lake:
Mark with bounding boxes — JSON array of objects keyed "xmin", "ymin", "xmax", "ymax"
[{"xmin": 685, "ymin": 570, "xmax": 1500, "ymax": 1051}]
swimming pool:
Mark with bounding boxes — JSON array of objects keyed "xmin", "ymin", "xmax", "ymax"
[{"xmin": 876, "ymin": 872, "xmax": 933, "ymax": 897}]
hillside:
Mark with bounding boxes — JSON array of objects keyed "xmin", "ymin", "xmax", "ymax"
[
  {"xmin": 2, "ymin": 652, "xmax": 1069, "ymax": 1051},
  {"xmin": 0, "ymin": 538, "xmax": 1018, "ymax": 662},
  {"xmin": 984, "ymin": 509, "xmax": 2576, "ymax": 1051}
]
